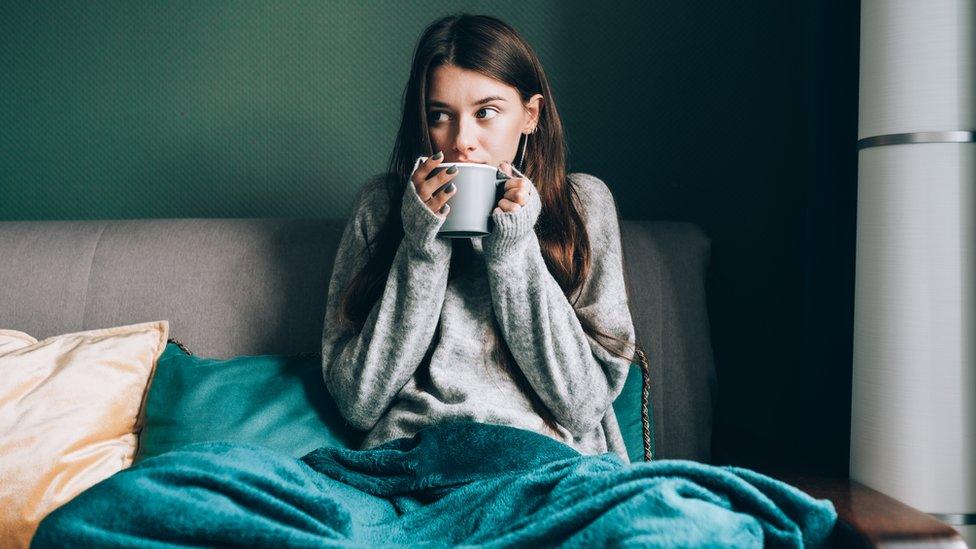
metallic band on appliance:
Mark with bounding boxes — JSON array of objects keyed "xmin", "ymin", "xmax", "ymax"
[{"xmin": 857, "ymin": 130, "xmax": 976, "ymax": 150}]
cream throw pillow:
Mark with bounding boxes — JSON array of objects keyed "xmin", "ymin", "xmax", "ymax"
[
  {"xmin": 0, "ymin": 320, "xmax": 169, "ymax": 548},
  {"xmin": 0, "ymin": 329, "xmax": 38, "ymax": 353}
]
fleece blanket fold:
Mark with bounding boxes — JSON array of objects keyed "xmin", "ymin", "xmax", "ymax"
[{"xmin": 31, "ymin": 420, "xmax": 836, "ymax": 548}]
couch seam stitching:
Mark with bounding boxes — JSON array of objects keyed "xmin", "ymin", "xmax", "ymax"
[{"xmin": 80, "ymin": 222, "xmax": 110, "ymax": 329}]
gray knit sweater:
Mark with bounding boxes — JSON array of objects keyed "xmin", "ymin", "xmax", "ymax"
[{"xmin": 321, "ymin": 169, "xmax": 636, "ymax": 464}]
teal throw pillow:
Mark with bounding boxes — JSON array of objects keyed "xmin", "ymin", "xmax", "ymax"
[
  {"xmin": 135, "ymin": 342, "xmax": 364, "ymax": 463},
  {"xmin": 612, "ymin": 362, "xmax": 656, "ymax": 463}
]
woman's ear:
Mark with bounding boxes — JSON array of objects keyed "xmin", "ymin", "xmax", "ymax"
[{"xmin": 524, "ymin": 94, "xmax": 544, "ymax": 132}]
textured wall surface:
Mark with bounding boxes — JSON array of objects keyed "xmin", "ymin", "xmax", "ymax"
[
  {"xmin": 2, "ymin": 1, "xmax": 807, "ymax": 222},
  {"xmin": 0, "ymin": 1, "xmax": 861, "ymax": 475},
  {"xmin": 0, "ymin": 1, "xmax": 572, "ymax": 219}
]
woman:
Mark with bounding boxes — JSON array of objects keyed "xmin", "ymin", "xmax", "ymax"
[
  {"xmin": 322, "ymin": 12, "xmax": 645, "ymax": 464},
  {"xmin": 32, "ymin": 14, "xmax": 838, "ymax": 548}
]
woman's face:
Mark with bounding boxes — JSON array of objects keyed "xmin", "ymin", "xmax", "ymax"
[{"xmin": 425, "ymin": 64, "xmax": 543, "ymax": 167}]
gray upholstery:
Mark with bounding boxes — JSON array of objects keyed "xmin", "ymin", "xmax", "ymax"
[{"xmin": 0, "ymin": 218, "xmax": 716, "ymax": 462}]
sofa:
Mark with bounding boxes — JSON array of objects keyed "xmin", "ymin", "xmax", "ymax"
[{"xmin": 0, "ymin": 216, "xmax": 965, "ymax": 547}]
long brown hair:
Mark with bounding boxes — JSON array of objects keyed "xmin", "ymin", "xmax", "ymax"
[{"xmin": 338, "ymin": 13, "xmax": 646, "ymax": 436}]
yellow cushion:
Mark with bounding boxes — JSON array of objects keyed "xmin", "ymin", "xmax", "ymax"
[{"xmin": 0, "ymin": 320, "xmax": 168, "ymax": 548}]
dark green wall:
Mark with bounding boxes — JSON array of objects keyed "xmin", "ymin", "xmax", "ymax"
[
  {"xmin": 0, "ymin": 1, "xmax": 861, "ymax": 476},
  {"xmin": 0, "ymin": 1, "xmax": 578, "ymax": 218}
]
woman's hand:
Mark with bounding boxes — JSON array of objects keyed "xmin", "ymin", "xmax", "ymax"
[
  {"xmin": 412, "ymin": 152, "xmax": 458, "ymax": 217},
  {"xmin": 493, "ymin": 161, "xmax": 533, "ymax": 215}
]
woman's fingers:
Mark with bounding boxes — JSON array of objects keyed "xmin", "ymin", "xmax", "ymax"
[
  {"xmin": 412, "ymin": 153, "xmax": 458, "ymax": 206},
  {"xmin": 499, "ymin": 178, "xmax": 530, "ymax": 206},
  {"xmin": 427, "ymin": 180, "xmax": 457, "ymax": 216},
  {"xmin": 494, "ymin": 197, "xmax": 522, "ymax": 213},
  {"xmin": 503, "ymin": 187, "xmax": 530, "ymax": 205},
  {"xmin": 497, "ymin": 161, "xmax": 514, "ymax": 177},
  {"xmin": 423, "ymin": 168, "xmax": 458, "ymax": 207},
  {"xmin": 411, "ymin": 153, "xmax": 443, "ymax": 186}
]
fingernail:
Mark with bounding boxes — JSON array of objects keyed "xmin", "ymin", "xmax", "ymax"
[
  {"xmin": 445, "ymin": 182, "xmax": 456, "ymax": 193},
  {"xmin": 446, "ymin": 166, "xmax": 458, "ymax": 174},
  {"xmin": 432, "ymin": 151, "xmax": 443, "ymax": 160},
  {"xmin": 440, "ymin": 203, "xmax": 450, "ymax": 214}
]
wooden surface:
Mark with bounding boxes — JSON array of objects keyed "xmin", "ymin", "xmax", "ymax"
[{"xmin": 761, "ymin": 469, "xmax": 967, "ymax": 548}]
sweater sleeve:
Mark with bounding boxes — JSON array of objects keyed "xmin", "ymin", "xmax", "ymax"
[
  {"xmin": 321, "ymin": 174, "xmax": 453, "ymax": 431},
  {"xmin": 481, "ymin": 172, "xmax": 636, "ymax": 437}
]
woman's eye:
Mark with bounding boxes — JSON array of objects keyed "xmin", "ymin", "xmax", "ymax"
[{"xmin": 428, "ymin": 108, "xmax": 499, "ymax": 125}]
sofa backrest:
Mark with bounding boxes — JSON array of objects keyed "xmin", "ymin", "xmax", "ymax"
[{"xmin": 0, "ymin": 218, "xmax": 715, "ymax": 462}]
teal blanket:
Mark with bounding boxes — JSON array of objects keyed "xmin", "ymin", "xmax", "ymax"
[{"xmin": 32, "ymin": 421, "xmax": 836, "ymax": 548}]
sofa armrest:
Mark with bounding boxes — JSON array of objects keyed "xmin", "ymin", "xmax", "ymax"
[{"xmin": 764, "ymin": 471, "xmax": 966, "ymax": 548}]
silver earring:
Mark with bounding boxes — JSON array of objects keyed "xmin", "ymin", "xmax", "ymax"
[{"xmin": 515, "ymin": 131, "xmax": 528, "ymax": 173}]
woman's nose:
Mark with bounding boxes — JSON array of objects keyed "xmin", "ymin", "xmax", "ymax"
[{"xmin": 452, "ymin": 118, "xmax": 478, "ymax": 155}]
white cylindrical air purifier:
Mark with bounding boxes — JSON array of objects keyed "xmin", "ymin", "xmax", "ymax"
[{"xmin": 851, "ymin": 0, "xmax": 975, "ymax": 545}]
